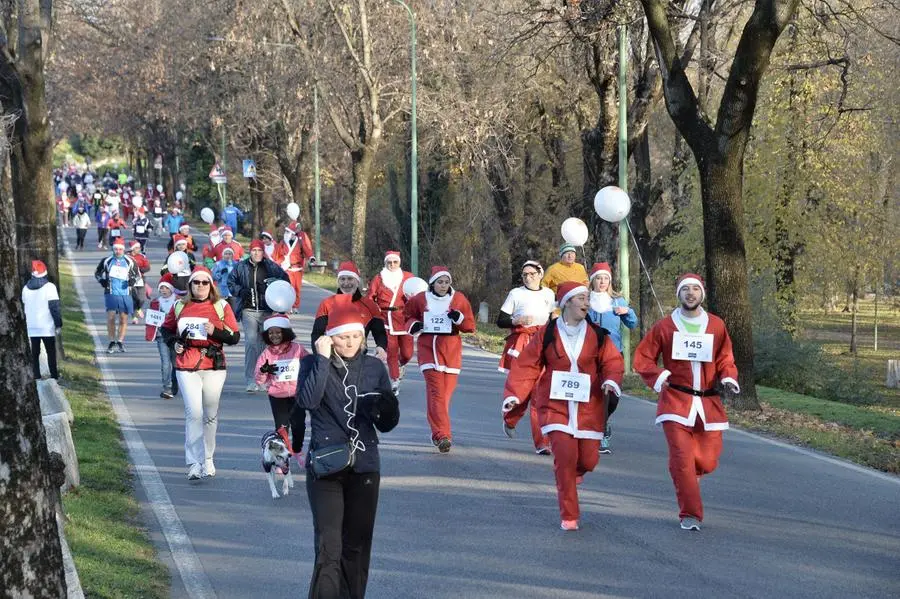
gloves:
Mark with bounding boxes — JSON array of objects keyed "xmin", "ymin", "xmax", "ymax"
[
  {"xmin": 259, "ymin": 360, "xmax": 277, "ymax": 375},
  {"xmin": 447, "ymin": 310, "xmax": 462, "ymax": 323},
  {"xmin": 409, "ymin": 322, "xmax": 423, "ymax": 335}
]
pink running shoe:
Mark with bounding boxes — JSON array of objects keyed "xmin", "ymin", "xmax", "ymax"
[
  {"xmin": 560, "ymin": 520, "xmax": 579, "ymax": 531},
  {"xmin": 575, "ymin": 475, "xmax": 584, "ymax": 485}
]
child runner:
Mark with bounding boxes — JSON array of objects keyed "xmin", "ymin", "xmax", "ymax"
[{"xmin": 145, "ymin": 273, "xmax": 179, "ymax": 399}]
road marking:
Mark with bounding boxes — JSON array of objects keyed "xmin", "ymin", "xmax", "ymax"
[{"xmin": 63, "ymin": 231, "xmax": 217, "ymax": 598}]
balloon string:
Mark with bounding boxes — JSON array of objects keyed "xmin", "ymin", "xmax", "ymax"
[{"xmin": 623, "ymin": 218, "xmax": 665, "ymax": 315}]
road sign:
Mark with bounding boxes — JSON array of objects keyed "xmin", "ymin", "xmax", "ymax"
[
  {"xmin": 242, "ymin": 159, "xmax": 257, "ymax": 179},
  {"xmin": 209, "ymin": 163, "xmax": 227, "ymax": 184}
]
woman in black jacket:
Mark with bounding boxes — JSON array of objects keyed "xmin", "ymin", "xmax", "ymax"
[{"xmin": 296, "ymin": 304, "xmax": 399, "ymax": 599}]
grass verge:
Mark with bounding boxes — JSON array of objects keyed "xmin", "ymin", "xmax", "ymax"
[
  {"xmin": 58, "ymin": 261, "xmax": 169, "ymax": 598},
  {"xmin": 304, "ymin": 269, "xmax": 338, "ymax": 292}
]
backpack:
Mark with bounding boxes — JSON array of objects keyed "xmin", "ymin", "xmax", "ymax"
[{"xmin": 541, "ymin": 316, "xmax": 609, "ymax": 361}]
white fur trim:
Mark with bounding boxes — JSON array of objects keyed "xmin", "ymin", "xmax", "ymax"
[
  {"xmin": 428, "ymin": 270, "xmax": 451, "ymax": 285},
  {"xmin": 418, "ymin": 363, "xmax": 461, "ymax": 375},
  {"xmin": 157, "ymin": 281, "xmax": 174, "ymax": 290},
  {"xmin": 540, "ymin": 423, "xmax": 604, "ymax": 440},
  {"xmin": 721, "ymin": 377, "xmax": 740, "ymax": 393},
  {"xmin": 337, "ymin": 270, "xmax": 360, "ymax": 281},
  {"xmin": 501, "ymin": 397, "xmax": 520, "ymax": 414},
  {"xmin": 558, "ymin": 285, "xmax": 588, "ymax": 308},
  {"xmin": 676, "ymin": 277, "xmax": 705, "ymax": 300},
  {"xmin": 589, "ymin": 268, "xmax": 612, "ymax": 282},
  {"xmin": 507, "ymin": 349, "xmax": 520, "ymax": 358},
  {"xmin": 653, "ymin": 370, "xmax": 672, "ymax": 393},
  {"xmin": 498, "ymin": 367, "xmax": 509, "ymax": 374},
  {"xmin": 655, "ymin": 414, "xmax": 730, "ymax": 432},
  {"xmin": 325, "ymin": 322, "xmax": 365, "ymax": 336},
  {"xmin": 188, "ymin": 270, "xmax": 213, "ymax": 283},
  {"xmin": 264, "ymin": 316, "xmax": 291, "ymax": 331},
  {"xmin": 602, "ymin": 380, "xmax": 621, "ymax": 397}
]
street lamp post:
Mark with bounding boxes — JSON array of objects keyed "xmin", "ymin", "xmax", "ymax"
[
  {"xmin": 617, "ymin": 24, "xmax": 631, "ymax": 371},
  {"xmin": 393, "ymin": 0, "xmax": 418, "ymax": 276},
  {"xmin": 314, "ymin": 84, "xmax": 321, "ymax": 262}
]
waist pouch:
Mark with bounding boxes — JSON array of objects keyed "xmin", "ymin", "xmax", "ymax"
[{"xmin": 309, "ymin": 443, "xmax": 355, "ymax": 478}]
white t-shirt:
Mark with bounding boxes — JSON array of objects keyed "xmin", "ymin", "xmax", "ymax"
[
  {"xmin": 22, "ymin": 280, "xmax": 60, "ymax": 337},
  {"xmin": 499, "ymin": 286, "xmax": 556, "ymax": 326}
]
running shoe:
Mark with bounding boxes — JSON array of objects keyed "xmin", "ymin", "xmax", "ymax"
[
  {"xmin": 535, "ymin": 446, "xmax": 551, "ymax": 455},
  {"xmin": 187, "ymin": 463, "xmax": 203, "ymax": 480},
  {"xmin": 202, "ymin": 459, "xmax": 216, "ymax": 478},
  {"xmin": 560, "ymin": 520, "xmax": 579, "ymax": 531},
  {"xmin": 245, "ymin": 383, "xmax": 257, "ymax": 393},
  {"xmin": 503, "ymin": 422, "xmax": 516, "ymax": 439},
  {"xmin": 117, "ymin": 341, "xmax": 126, "ymax": 353},
  {"xmin": 106, "ymin": 342, "xmax": 116, "ymax": 354},
  {"xmin": 437, "ymin": 437, "xmax": 452, "ymax": 453},
  {"xmin": 599, "ymin": 437, "xmax": 611, "ymax": 454},
  {"xmin": 160, "ymin": 390, "xmax": 174, "ymax": 400},
  {"xmin": 680, "ymin": 517, "xmax": 701, "ymax": 531},
  {"xmin": 391, "ymin": 379, "xmax": 400, "ymax": 394},
  {"xmin": 575, "ymin": 475, "xmax": 584, "ymax": 486},
  {"xmin": 398, "ymin": 365, "xmax": 406, "ymax": 380}
]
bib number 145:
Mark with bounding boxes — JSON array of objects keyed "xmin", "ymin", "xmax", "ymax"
[{"xmin": 671, "ymin": 332, "xmax": 714, "ymax": 362}]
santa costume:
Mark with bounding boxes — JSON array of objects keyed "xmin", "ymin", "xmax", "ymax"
[
  {"xmin": 311, "ymin": 261, "xmax": 387, "ymax": 352},
  {"xmin": 403, "ymin": 266, "xmax": 475, "ymax": 452},
  {"xmin": 502, "ymin": 281, "xmax": 624, "ymax": 530},
  {"xmin": 632, "ymin": 273, "xmax": 739, "ymax": 530},
  {"xmin": 368, "ymin": 250, "xmax": 415, "ymax": 388},
  {"xmin": 273, "ymin": 221, "xmax": 313, "ymax": 311}
]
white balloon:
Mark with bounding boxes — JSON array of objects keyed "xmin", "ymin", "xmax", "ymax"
[
  {"xmin": 265, "ymin": 280, "xmax": 296, "ymax": 313},
  {"xmin": 200, "ymin": 207, "xmax": 215, "ymax": 224},
  {"xmin": 593, "ymin": 186, "xmax": 631, "ymax": 223},
  {"xmin": 156, "ymin": 184, "xmax": 163, "ymax": 193},
  {"xmin": 175, "ymin": 191, "xmax": 184, "ymax": 201},
  {"xmin": 132, "ymin": 196, "xmax": 143, "ymax": 208},
  {"xmin": 286, "ymin": 202, "xmax": 300, "ymax": 221},
  {"xmin": 166, "ymin": 251, "xmax": 189, "ymax": 275},
  {"xmin": 560, "ymin": 217, "xmax": 589, "ymax": 246},
  {"xmin": 402, "ymin": 277, "xmax": 428, "ymax": 298}
]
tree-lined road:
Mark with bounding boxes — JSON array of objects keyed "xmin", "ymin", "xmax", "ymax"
[{"xmin": 64, "ymin": 226, "xmax": 899, "ymax": 598}]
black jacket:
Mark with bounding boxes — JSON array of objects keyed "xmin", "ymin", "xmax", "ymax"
[
  {"xmin": 226, "ymin": 257, "xmax": 288, "ymax": 318},
  {"xmin": 296, "ymin": 353, "xmax": 399, "ymax": 474}
]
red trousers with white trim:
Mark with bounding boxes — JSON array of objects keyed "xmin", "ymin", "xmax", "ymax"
[
  {"xmin": 662, "ymin": 421, "xmax": 723, "ymax": 521},
  {"xmin": 548, "ymin": 431, "xmax": 600, "ymax": 522},
  {"xmin": 287, "ymin": 270, "xmax": 304, "ymax": 309},
  {"xmin": 386, "ymin": 334, "xmax": 414, "ymax": 380},
  {"xmin": 529, "ymin": 401, "xmax": 550, "ymax": 451},
  {"xmin": 423, "ymin": 369, "xmax": 458, "ymax": 442}
]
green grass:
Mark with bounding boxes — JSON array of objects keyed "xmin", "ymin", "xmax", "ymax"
[
  {"xmin": 304, "ymin": 269, "xmax": 338, "ymax": 292},
  {"xmin": 58, "ymin": 263, "xmax": 169, "ymax": 599},
  {"xmin": 462, "ymin": 322, "xmax": 507, "ymax": 355}
]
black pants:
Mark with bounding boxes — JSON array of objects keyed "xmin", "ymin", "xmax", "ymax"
[
  {"xmin": 97, "ymin": 227, "xmax": 108, "ymax": 244},
  {"xmin": 75, "ymin": 228, "xmax": 87, "ymax": 248},
  {"xmin": 306, "ymin": 470, "xmax": 381, "ymax": 599},
  {"xmin": 30, "ymin": 336, "xmax": 58, "ymax": 379},
  {"xmin": 267, "ymin": 395, "xmax": 306, "ymax": 453}
]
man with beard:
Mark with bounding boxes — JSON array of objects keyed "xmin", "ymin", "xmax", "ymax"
[{"xmin": 633, "ymin": 273, "xmax": 740, "ymax": 532}]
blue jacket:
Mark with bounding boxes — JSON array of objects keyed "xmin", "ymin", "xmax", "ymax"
[
  {"xmin": 221, "ymin": 205, "xmax": 243, "ymax": 233},
  {"xmin": 588, "ymin": 296, "xmax": 638, "ymax": 352},
  {"xmin": 296, "ymin": 353, "xmax": 399, "ymax": 475},
  {"xmin": 166, "ymin": 214, "xmax": 184, "ymax": 235},
  {"xmin": 226, "ymin": 257, "xmax": 288, "ymax": 318},
  {"xmin": 212, "ymin": 260, "xmax": 236, "ymax": 298}
]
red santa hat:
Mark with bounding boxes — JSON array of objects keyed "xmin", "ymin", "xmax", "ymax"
[
  {"xmin": 209, "ymin": 230, "xmax": 221, "ymax": 243},
  {"xmin": 337, "ymin": 261, "xmax": 360, "ymax": 281},
  {"xmin": 179, "ymin": 223, "xmax": 190, "ymax": 232},
  {"xmin": 31, "ymin": 260, "xmax": 48, "ymax": 278},
  {"xmin": 221, "ymin": 226, "xmax": 233, "ymax": 235},
  {"xmin": 286, "ymin": 221, "xmax": 300, "ymax": 234},
  {"xmin": 263, "ymin": 314, "xmax": 292, "ymax": 331},
  {"xmin": 130, "ymin": 240, "xmax": 142, "ymax": 251},
  {"xmin": 676, "ymin": 273, "xmax": 706, "ymax": 301},
  {"xmin": 325, "ymin": 297, "xmax": 366, "ymax": 337},
  {"xmin": 173, "ymin": 234, "xmax": 188, "ymax": 248},
  {"xmin": 260, "ymin": 230, "xmax": 274, "ymax": 241},
  {"xmin": 187, "ymin": 265, "xmax": 213, "ymax": 284},
  {"xmin": 384, "ymin": 250, "xmax": 401, "ymax": 264},
  {"xmin": 556, "ymin": 281, "xmax": 588, "ymax": 308},
  {"xmin": 589, "ymin": 262, "xmax": 612, "ymax": 283},
  {"xmin": 249, "ymin": 239, "xmax": 266, "ymax": 251},
  {"xmin": 158, "ymin": 273, "xmax": 176, "ymax": 290},
  {"xmin": 112, "ymin": 237, "xmax": 126, "ymax": 249},
  {"xmin": 428, "ymin": 266, "xmax": 451, "ymax": 285}
]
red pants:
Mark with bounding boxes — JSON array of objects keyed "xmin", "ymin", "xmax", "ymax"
[
  {"xmin": 386, "ymin": 334, "xmax": 414, "ymax": 380},
  {"xmin": 502, "ymin": 393, "xmax": 550, "ymax": 451},
  {"xmin": 422, "ymin": 369, "xmax": 458, "ymax": 442},
  {"xmin": 548, "ymin": 431, "xmax": 600, "ymax": 522},
  {"xmin": 662, "ymin": 421, "xmax": 723, "ymax": 521},
  {"xmin": 287, "ymin": 270, "xmax": 304, "ymax": 309}
]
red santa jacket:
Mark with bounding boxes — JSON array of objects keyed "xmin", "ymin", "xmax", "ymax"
[
  {"xmin": 403, "ymin": 290, "xmax": 475, "ymax": 374},
  {"xmin": 368, "ymin": 269, "xmax": 414, "ymax": 335},
  {"xmin": 160, "ymin": 298, "xmax": 240, "ymax": 371},
  {"xmin": 503, "ymin": 319, "xmax": 624, "ymax": 439},
  {"xmin": 144, "ymin": 297, "xmax": 177, "ymax": 341},
  {"xmin": 633, "ymin": 309, "xmax": 739, "ymax": 430},
  {"xmin": 273, "ymin": 233, "xmax": 313, "ymax": 272},
  {"xmin": 214, "ymin": 240, "xmax": 244, "ymax": 261},
  {"xmin": 202, "ymin": 241, "xmax": 219, "ymax": 263}
]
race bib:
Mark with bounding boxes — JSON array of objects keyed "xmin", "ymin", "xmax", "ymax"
[
  {"xmin": 110, "ymin": 228, "xmax": 121, "ymax": 237},
  {"xmin": 108, "ymin": 264, "xmax": 129, "ymax": 280},
  {"xmin": 135, "ymin": 225, "xmax": 146, "ymax": 234},
  {"xmin": 422, "ymin": 311, "xmax": 452, "ymax": 334},
  {"xmin": 672, "ymin": 332, "xmax": 714, "ymax": 363},
  {"xmin": 178, "ymin": 317, "xmax": 209, "ymax": 340},
  {"xmin": 274, "ymin": 358, "xmax": 300, "ymax": 382},
  {"xmin": 144, "ymin": 309, "xmax": 165, "ymax": 327},
  {"xmin": 549, "ymin": 371, "xmax": 591, "ymax": 403}
]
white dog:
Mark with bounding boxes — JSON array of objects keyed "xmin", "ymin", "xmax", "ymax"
[{"xmin": 261, "ymin": 430, "xmax": 294, "ymax": 499}]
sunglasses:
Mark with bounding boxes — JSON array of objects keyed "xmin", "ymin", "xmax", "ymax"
[
  {"xmin": 191, "ymin": 280, "xmax": 211, "ymax": 286},
  {"xmin": 522, "ymin": 271, "xmax": 540, "ymax": 277}
]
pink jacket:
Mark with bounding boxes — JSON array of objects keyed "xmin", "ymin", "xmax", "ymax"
[{"xmin": 255, "ymin": 341, "xmax": 309, "ymax": 398}]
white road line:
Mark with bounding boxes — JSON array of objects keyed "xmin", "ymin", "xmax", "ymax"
[{"xmin": 63, "ymin": 231, "xmax": 217, "ymax": 598}]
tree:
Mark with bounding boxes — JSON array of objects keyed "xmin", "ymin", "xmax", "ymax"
[{"xmin": 638, "ymin": 0, "xmax": 801, "ymax": 408}]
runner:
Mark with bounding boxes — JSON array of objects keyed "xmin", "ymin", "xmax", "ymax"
[
  {"xmin": 632, "ymin": 273, "xmax": 740, "ymax": 532},
  {"xmin": 273, "ymin": 221, "xmax": 313, "ymax": 313},
  {"xmin": 202, "ymin": 228, "xmax": 222, "ymax": 268},
  {"xmin": 212, "ymin": 247, "xmax": 238, "ymax": 314},
  {"xmin": 72, "ymin": 204, "xmax": 91, "ymax": 250},
  {"xmin": 94, "ymin": 237, "xmax": 140, "ymax": 353},
  {"xmin": 145, "ymin": 273, "xmax": 178, "ymax": 399},
  {"xmin": 496, "ymin": 260, "xmax": 556, "ymax": 454},
  {"xmin": 161, "ymin": 266, "xmax": 241, "ymax": 480},
  {"xmin": 214, "ymin": 226, "xmax": 244, "ymax": 261},
  {"xmin": 132, "ymin": 208, "xmax": 153, "ymax": 252},
  {"xmin": 107, "ymin": 211, "xmax": 127, "ymax": 250},
  {"xmin": 128, "ymin": 241, "xmax": 151, "ymax": 323},
  {"xmin": 501, "ymin": 281, "xmax": 624, "ymax": 530},
  {"xmin": 227, "ymin": 239, "xmax": 289, "ymax": 392},
  {"xmin": 260, "ymin": 231, "xmax": 276, "ymax": 260},
  {"xmin": 22, "ymin": 260, "xmax": 62, "ymax": 380},
  {"xmin": 95, "ymin": 204, "xmax": 110, "ymax": 250},
  {"xmin": 167, "ymin": 222, "xmax": 197, "ymax": 253},
  {"xmin": 368, "ymin": 250, "xmax": 415, "ymax": 393},
  {"xmin": 311, "ymin": 261, "xmax": 388, "ymax": 360},
  {"xmin": 403, "ymin": 266, "xmax": 476, "ymax": 453},
  {"xmin": 541, "ymin": 243, "xmax": 588, "ymax": 293},
  {"xmin": 586, "ymin": 262, "xmax": 638, "ymax": 454}
]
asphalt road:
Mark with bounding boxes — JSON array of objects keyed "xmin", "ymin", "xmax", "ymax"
[{"xmin": 62, "ymin": 225, "xmax": 900, "ymax": 599}]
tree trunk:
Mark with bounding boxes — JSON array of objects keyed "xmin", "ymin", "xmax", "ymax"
[
  {"xmin": 699, "ymin": 157, "xmax": 759, "ymax": 408},
  {"xmin": 849, "ymin": 270, "xmax": 859, "ymax": 354},
  {"xmin": 350, "ymin": 143, "xmax": 377, "ymax": 268},
  {"xmin": 580, "ymin": 109, "xmax": 619, "ymax": 269},
  {"xmin": 0, "ymin": 131, "xmax": 67, "ymax": 598}
]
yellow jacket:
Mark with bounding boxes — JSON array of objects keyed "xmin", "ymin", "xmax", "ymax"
[{"xmin": 541, "ymin": 261, "xmax": 589, "ymax": 293}]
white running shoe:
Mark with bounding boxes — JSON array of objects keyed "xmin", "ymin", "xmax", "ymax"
[
  {"xmin": 202, "ymin": 459, "xmax": 216, "ymax": 478},
  {"xmin": 680, "ymin": 517, "xmax": 701, "ymax": 531},
  {"xmin": 245, "ymin": 383, "xmax": 257, "ymax": 393},
  {"xmin": 398, "ymin": 365, "xmax": 406, "ymax": 380},
  {"xmin": 187, "ymin": 463, "xmax": 202, "ymax": 480}
]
